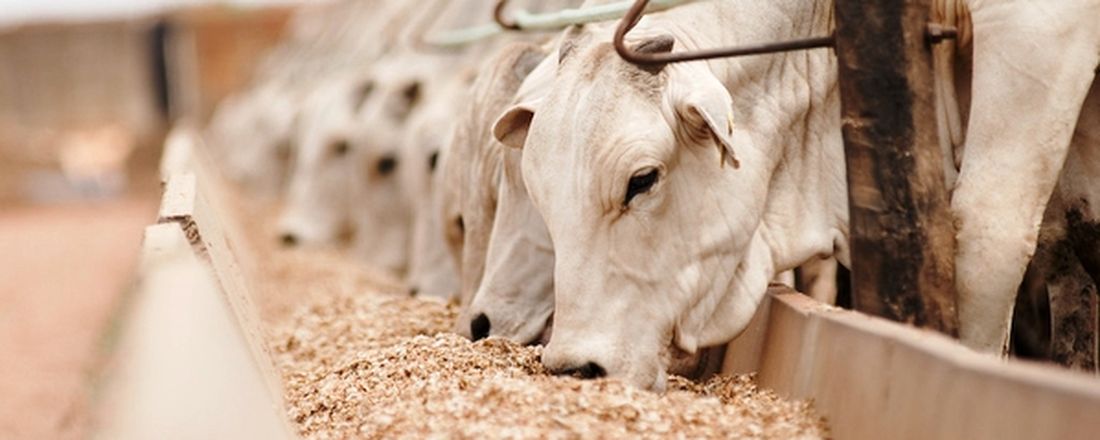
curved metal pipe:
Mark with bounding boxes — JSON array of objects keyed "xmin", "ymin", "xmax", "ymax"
[
  {"xmin": 613, "ymin": 0, "xmax": 957, "ymax": 66},
  {"xmin": 613, "ymin": 0, "xmax": 835, "ymax": 66},
  {"xmin": 494, "ymin": 0, "xmax": 521, "ymax": 31}
]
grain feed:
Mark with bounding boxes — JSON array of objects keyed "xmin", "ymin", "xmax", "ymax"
[{"xmin": 227, "ymin": 185, "xmax": 828, "ymax": 439}]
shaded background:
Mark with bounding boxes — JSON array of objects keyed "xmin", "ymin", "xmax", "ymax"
[{"xmin": 0, "ymin": 2, "xmax": 303, "ymax": 438}]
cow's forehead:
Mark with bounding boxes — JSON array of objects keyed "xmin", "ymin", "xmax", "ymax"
[
  {"xmin": 561, "ymin": 39, "xmax": 667, "ymax": 100},
  {"xmin": 538, "ymin": 54, "xmax": 667, "ymax": 158}
]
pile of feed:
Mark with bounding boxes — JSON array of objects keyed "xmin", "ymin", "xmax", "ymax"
[{"xmin": 231, "ymin": 194, "xmax": 829, "ymax": 438}]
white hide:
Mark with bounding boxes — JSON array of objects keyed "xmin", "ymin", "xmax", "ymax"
[
  {"xmin": 496, "ymin": 0, "xmax": 1099, "ymax": 389},
  {"xmin": 342, "ymin": 53, "xmax": 451, "ymax": 275},
  {"xmin": 399, "ymin": 70, "xmax": 471, "ymax": 300},
  {"xmin": 207, "ymin": 79, "xmax": 300, "ymax": 197},
  {"xmin": 278, "ymin": 73, "xmax": 372, "ymax": 248},
  {"xmin": 947, "ymin": 0, "xmax": 1100, "ymax": 352},
  {"xmin": 439, "ymin": 42, "xmax": 554, "ymax": 339},
  {"xmin": 465, "ymin": 146, "xmax": 556, "ymax": 344}
]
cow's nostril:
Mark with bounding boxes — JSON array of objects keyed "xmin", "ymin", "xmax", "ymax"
[
  {"xmin": 578, "ymin": 361, "xmax": 606, "ymax": 379},
  {"xmin": 470, "ymin": 313, "xmax": 491, "ymax": 341},
  {"xmin": 280, "ymin": 233, "xmax": 298, "ymax": 247},
  {"xmin": 408, "ymin": 287, "xmax": 419, "ymax": 297},
  {"xmin": 549, "ymin": 361, "xmax": 607, "ymax": 379}
]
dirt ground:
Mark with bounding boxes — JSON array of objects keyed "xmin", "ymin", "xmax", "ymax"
[{"xmin": 0, "ymin": 196, "xmax": 156, "ymax": 439}]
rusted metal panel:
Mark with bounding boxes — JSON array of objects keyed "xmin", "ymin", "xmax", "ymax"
[{"xmin": 834, "ymin": 0, "xmax": 959, "ymax": 335}]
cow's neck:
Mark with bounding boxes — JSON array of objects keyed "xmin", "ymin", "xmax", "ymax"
[
  {"xmin": 666, "ymin": 0, "xmax": 849, "ymax": 273},
  {"xmin": 654, "ymin": 0, "xmax": 851, "ymax": 348}
]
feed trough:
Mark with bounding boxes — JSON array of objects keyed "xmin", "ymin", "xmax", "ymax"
[{"xmin": 94, "ymin": 127, "xmax": 1100, "ymax": 439}]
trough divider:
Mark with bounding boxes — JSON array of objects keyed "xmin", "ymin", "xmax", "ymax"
[
  {"xmin": 152, "ymin": 129, "xmax": 300, "ymax": 437},
  {"xmin": 93, "ymin": 222, "xmax": 296, "ymax": 438},
  {"xmin": 725, "ymin": 287, "xmax": 1100, "ymax": 439}
]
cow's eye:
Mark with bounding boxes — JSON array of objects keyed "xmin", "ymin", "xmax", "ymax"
[
  {"xmin": 455, "ymin": 216, "xmax": 465, "ymax": 233},
  {"xmin": 331, "ymin": 140, "xmax": 350, "ymax": 157},
  {"xmin": 276, "ymin": 140, "xmax": 293, "ymax": 162},
  {"xmin": 428, "ymin": 150, "xmax": 440, "ymax": 172},
  {"xmin": 624, "ymin": 168, "xmax": 659, "ymax": 207},
  {"xmin": 377, "ymin": 154, "xmax": 398, "ymax": 175}
]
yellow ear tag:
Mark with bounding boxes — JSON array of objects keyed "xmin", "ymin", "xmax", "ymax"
[{"xmin": 719, "ymin": 111, "xmax": 740, "ymax": 169}]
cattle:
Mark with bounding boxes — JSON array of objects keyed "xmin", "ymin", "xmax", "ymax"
[
  {"xmin": 439, "ymin": 42, "xmax": 553, "ymax": 338},
  {"xmin": 463, "ymin": 146, "xmax": 558, "ymax": 343},
  {"xmin": 206, "ymin": 78, "xmax": 301, "ymax": 197},
  {"xmin": 273, "ymin": 0, "xmax": 520, "ymax": 277},
  {"xmin": 394, "ymin": 0, "xmax": 560, "ymax": 299},
  {"xmin": 277, "ymin": 72, "xmax": 374, "ymax": 249},
  {"xmin": 493, "ymin": 0, "xmax": 1100, "ymax": 389},
  {"xmin": 452, "ymin": 36, "xmax": 812, "ymax": 347},
  {"xmin": 942, "ymin": 1, "xmax": 1099, "ymax": 353},
  {"xmin": 204, "ymin": 0, "xmax": 428, "ymax": 199},
  {"xmin": 399, "ymin": 68, "xmax": 475, "ymax": 299},
  {"xmin": 460, "ymin": 51, "xmax": 560, "ymax": 343},
  {"xmin": 451, "ymin": 2, "xmax": 819, "ymax": 347},
  {"xmin": 277, "ymin": 51, "xmax": 453, "ymax": 276}
]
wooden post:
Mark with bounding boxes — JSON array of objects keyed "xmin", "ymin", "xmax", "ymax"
[{"xmin": 834, "ymin": 0, "xmax": 959, "ymax": 335}]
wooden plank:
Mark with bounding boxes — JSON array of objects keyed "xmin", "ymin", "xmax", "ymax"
[
  {"xmin": 833, "ymin": 0, "xmax": 959, "ymax": 334},
  {"xmin": 724, "ymin": 286, "xmax": 1100, "ymax": 440},
  {"xmin": 154, "ymin": 133, "xmax": 294, "ymax": 435},
  {"xmin": 157, "ymin": 168, "xmax": 282, "ymax": 396},
  {"xmin": 95, "ymin": 224, "xmax": 295, "ymax": 439}
]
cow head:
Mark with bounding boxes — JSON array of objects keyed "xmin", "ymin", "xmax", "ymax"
[
  {"xmin": 208, "ymin": 79, "xmax": 299, "ymax": 197},
  {"xmin": 462, "ymin": 147, "xmax": 556, "ymax": 344},
  {"xmin": 343, "ymin": 57, "xmax": 432, "ymax": 275},
  {"xmin": 399, "ymin": 71, "xmax": 471, "ymax": 299},
  {"xmin": 441, "ymin": 42, "xmax": 549, "ymax": 316},
  {"xmin": 345, "ymin": 67, "xmax": 426, "ymax": 277},
  {"xmin": 492, "ymin": 32, "xmax": 787, "ymax": 390},
  {"xmin": 277, "ymin": 75, "xmax": 372, "ymax": 248},
  {"xmin": 439, "ymin": 42, "xmax": 556, "ymax": 341}
]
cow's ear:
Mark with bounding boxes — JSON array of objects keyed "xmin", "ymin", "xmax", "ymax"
[
  {"xmin": 493, "ymin": 101, "xmax": 538, "ymax": 150},
  {"xmin": 513, "ymin": 46, "xmax": 547, "ymax": 81},
  {"xmin": 678, "ymin": 82, "xmax": 739, "ymax": 169},
  {"xmin": 351, "ymin": 80, "xmax": 375, "ymax": 113}
]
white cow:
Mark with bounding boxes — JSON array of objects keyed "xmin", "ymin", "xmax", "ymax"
[
  {"xmin": 462, "ymin": 53, "xmax": 560, "ymax": 344},
  {"xmin": 205, "ymin": 0, "xmax": 423, "ymax": 197},
  {"xmin": 399, "ymin": 68, "xmax": 475, "ymax": 299},
  {"xmin": 278, "ymin": 52, "xmax": 443, "ymax": 275},
  {"xmin": 347, "ymin": 53, "xmax": 466, "ymax": 275},
  {"xmin": 395, "ymin": 0, "xmax": 556, "ymax": 300},
  {"xmin": 454, "ymin": 6, "xmax": 823, "ymax": 346},
  {"xmin": 942, "ymin": 1, "xmax": 1099, "ymax": 353},
  {"xmin": 493, "ymin": 0, "xmax": 1100, "ymax": 389},
  {"xmin": 439, "ymin": 42, "xmax": 553, "ymax": 337},
  {"xmin": 278, "ymin": 72, "xmax": 375, "ymax": 248},
  {"xmin": 206, "ymin": 78, "xmax": 302, "ymax": 197}
]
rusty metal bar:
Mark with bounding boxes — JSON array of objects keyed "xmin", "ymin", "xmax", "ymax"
[
  {"xmin": 613, "ymin": 0, "xmax": 835, "ymax": 65},
  {"xmin": 494, "ymin": 0, "xmax": 521, "ymax": 31},
  {"xmin": 612, "ymin": 0, "xmax": 957, "ymax": 66}
]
